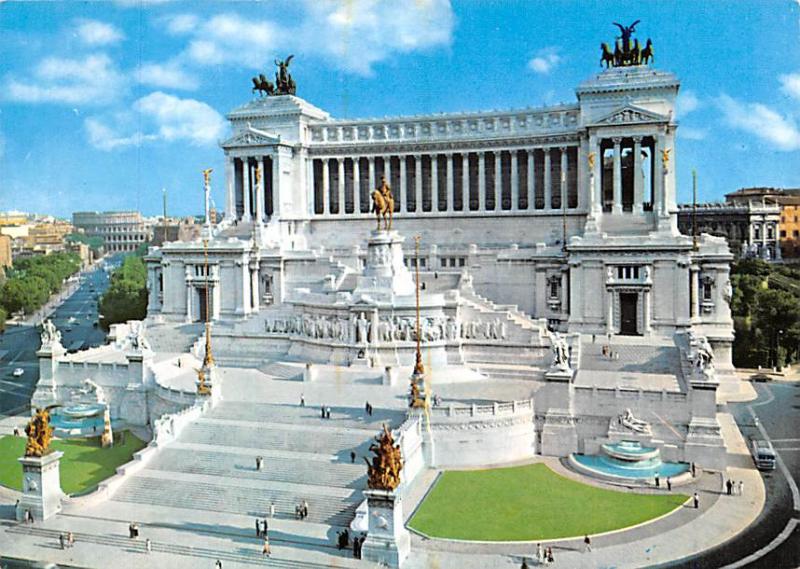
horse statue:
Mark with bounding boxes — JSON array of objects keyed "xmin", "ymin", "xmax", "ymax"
[
  {"xmin": 640, "ymin": 39, "xmax": 654, "ymax": 65},
  {"xmin": 274, "ymin": 55, "xmax": 296, "ymax": 95},
  {"xmin": 600, "ymin": 43, "xmax": 615, "ymax": 68},
  {"xmin": 251, "ymin": 74, "xmax": 275, "ymax": 96},
  {"xmin": 371, "ymin": 177, "xmax": 394, "ymax": 231}
]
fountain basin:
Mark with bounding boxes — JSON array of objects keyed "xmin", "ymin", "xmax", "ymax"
[{"xmin": 569, "ymin": 440, "xmax": 690, "ymax": 484}]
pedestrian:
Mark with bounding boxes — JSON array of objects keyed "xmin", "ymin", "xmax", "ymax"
[
  {"xmin": 270, "ymin": 502, "xmax": 276, "ymax": 518},
  {"xmin": 546, "ymin": 547, "xmax": 554, "ymax": 563},
  {"xmin": 25, "ymin": 509, "xmax": 33, "ymax": 524},
  {"xmin": 263, "ymin": 518, "xmax": 268, "ymax": 534},
  {"xmin": 215, "ymin": 560, "xmax": 223, "ymax": 569},
  {"xmin": 13, "ymin": 427, "xmax": 19, "ymax": 437},
  {"xmin": 321, "ymin": 405, "xmax": 326, "ymax": 419},
  {"xmin": 726, "ymin": 479, "xmax": 732, "ymax": 496},
  {"xmin": 592, "ymin": 334, "xmax": 596, "ymax": 344},
  {"xmin": 667, "ymin": 477, "xmax": 672, "ymax": 491},
  {"xmin": 350, "ymin": 450, "xmax": 356, "ymax": 463},
  {"xmin": 59, "ymin": 533, "xmax": 66, "ymax": 550},
  {"xmin": 262, "ymin": 535, "xmax": 271, "ymax": 556},
  {"xmin": 655, "ymin": 473, "xmax": 660, "ymax": 488},
  {"xmin": 256, "ymin": 518, "xmax": 261, "ymax": 537},
  {"xmin": 738, "ymin": 480, "xmax": 744, "ymax": 497},
  {"xmin": 693, "ymin": 492, "xmax": 699, "ymax": 509},
  {"xmin": 145, "ymin": 538, "xmax": 152, "ymax": 553},
  {"xmin": 536, "ymin": 543, "xmax": 544, "ymax": 563},
  {"xmin": 256, "ymin": 456, "xmax": 263, "ymax": 471},
  {"xmin": 67, "ymin": 532, "xmax": 74, "ymax": 548},
  {"xmin": 584, "ymin": 534, "xmax": 592, "ymax": 552},
  {"xmin": 691, "ymin": 462, "xmax": 697, "ymax": 477},
  {"xmin": 326, "ymin": 406, "xmax": 332, "ymax": 419},
  {"xmin": 353, "ymin": 535, "xmax": 359, "ymax": 558},
  {"xmin": 365, "ymin": 401, "xmax": 370, "ymax": 415},
  {"xmin": 300, "ymin": 393, "xmax": 305, "ymax": 407},
  {"xmin": 302, "ymin": 499, "xmax": 309, "ymax": 519},
  {"xmin": 521, "ymin": 557, "xmax": 529, "ymax": 569}
]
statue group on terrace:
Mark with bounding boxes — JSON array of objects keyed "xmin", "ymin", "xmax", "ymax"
[
  {"xmin": 600, "ymin": 21, "xmax": 654, "ymax": 68},
  {"xmin": 365, "ymin": 424, "xmax": 403, "ymax": 491},
  {"xmin": 252, "ymin": 55, "xmax": 297, "ymax": 96}
]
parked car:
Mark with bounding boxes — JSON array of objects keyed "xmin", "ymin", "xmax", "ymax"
[{"xmin": 12, "ymin": 368, "xmax": 24, "ymax": 377}]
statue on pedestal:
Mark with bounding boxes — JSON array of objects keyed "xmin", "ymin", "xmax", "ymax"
[
  {"xmin": 365, "ymin": 424, "xmax": 403, "ymax": 491},
  {"xmin": 548, "ymin": 331, "xmax": 571, "ymax": 371},
  {"xmin": 24, "ymin": 408, "xmax": 54, "ymax": 458},
  {"xmin": 371, "ymin": 177, "xmax": 395, "ymax": 231},
  {"xmin": 40, "ymin": 319, "xmax": 61, "ymax": 349}
]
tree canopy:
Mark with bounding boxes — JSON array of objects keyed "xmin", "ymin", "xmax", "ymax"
[{"xmin": 99, "ymin": 255, "xmax": 147, "ymax": 329}]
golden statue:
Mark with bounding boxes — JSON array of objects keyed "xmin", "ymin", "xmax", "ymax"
[
  {"xmin": 202, "ymin": 168, "xmax": 213, "ymax": 186},
  {"xmin": 254, "ymin": 163, "xmax": 262, "ymax": 187},
  {"xmin": 24, "ymin": 408, "xmax": 54, "ymax": 458},
  {"xmin": 587, "ymin": 152, "xmax": 596, "ymax": 170},
  {"xmin": 660, "ymin": 148, "xmax": 671, "ymax": 169},
  {"xmin": 371, "ymin": 177, "xmax": 395, "ymax": 231},
  {"xmin": 196, "ymin": 368, "xmax": 211, "ymax": 396},
  {"xmin": 364, "ymin": 424, "xmax": 403, "ymax": 491}
]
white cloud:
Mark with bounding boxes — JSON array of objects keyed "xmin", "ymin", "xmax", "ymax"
[
  {"xmin": 297, "ymin": 0, "xmax": 454, "ymax": 75},
  {"xmin": 136, "ymin": 60, "xmax": 197, "ymax": 90},
  {"xmin": 85, "ymin": 92, "xmax": 226, "ymax": 151},
  {"xmin": 76, "ymin": 20, "xmax": 124, "ymax": 46},
  {"xmin": 5, "ymin": 53, "xmax": 124, "ymax": 105},
  {"xmin": 678, "ymin": 126, "xmax": 708, "ymax": 140},
  {"xmin": 527, "ymin": 47, "xmax": 561, "ymax": 75},
  {"xmin": 779, "ymin": 72, "xmax": 800, "ymax": 101},
  {"xmin": 717, "ymin": 94, "xmax": 800, "ymax": 151},
  {"xmin": 675, "ymin": 90, "xmax": 701, "ymax": 118},
  {"xmin": 184, "ymin": 13, "xmax": 279, "ymax": 68},
  {"xmin": 163, "ymin": 14, "xmax": 199, "ymax": 35}
]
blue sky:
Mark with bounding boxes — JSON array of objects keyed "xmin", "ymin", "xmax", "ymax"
[{"xmin": 0, "ymin": 0, "xmax": 799, "ymax": 218}]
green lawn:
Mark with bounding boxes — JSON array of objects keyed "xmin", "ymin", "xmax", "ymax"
[
  {"xmin": 408, "ymin": 463, "xmax": 688, "ymax": 541},
  {"xmin": 0, "ymin": 432, "xmax": 146, "ymax": 495}
]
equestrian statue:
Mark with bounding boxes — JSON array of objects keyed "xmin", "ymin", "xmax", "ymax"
[
  {"xmin": 599, "ymin": 21, "xmax": 653, "ymax": 68},
  {"xmin": 371, "ymin": 176, "xmax": 395, "ymax": 231},
  {"xmin": 251, "ymin": 55, "xmax": 296, "ymax": 97}
]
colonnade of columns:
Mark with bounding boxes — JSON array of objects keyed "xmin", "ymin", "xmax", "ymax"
[
  {"xmin": 228, "ymin": 156, "xmax": 274, "ymax": 222},
  {"xmin": 311, "ymin": 147, "xmax": 579, "ymax": 216}
]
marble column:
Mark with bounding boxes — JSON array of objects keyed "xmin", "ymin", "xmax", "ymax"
[
  {"xmin": 446, "ymin": 153, "xmax": 454, "ymax": 213},
  {"xmin": 255, "ymin": 161, "xmax": 264, "ymax": 224},
  {"xmin": 606, "ymin": 289, "xmax": 614, "ymax": 334},
  {"xmin": 250, "ymin": 268, "xmax": 260, "ymax": 312},
  {"xmin": 431, "ymin": 154, "xmax": 439, "ymax": 211},
  {"xmin": 338, "ymin": 158, "xmax": 345, "ymax": 215},
  {"xmin": 633, "ymin": 137, "xmax": 643, "ymax": 213},
  {"xmin": 384, "ymin": 156, "xmax": 390, "ymax": 187},
  {"xmin": 478, "ymin": 152, "xmax": 486, "ymax": 211},
  {"xmin": 511, "ymin": 150, "xmax": 519, "ymax": 211},
  {"xmin": 494, "ymin": 151, "xmax": 501, "ymax": 211},
  {"xmin": 415, "ymin": 155, "xmax": 423, "ymax": 212},
  {"xmin": 643, "ymin": 289, "xmax": 652, "ymax": 333},
  {"xmin": 527, "ymin": 150, "xmax": 535, "ymax": 210},
  {"xmin": 225, "ymin": 157, "xmax": 235, "ymax": 219},
  {"xmin": 690, "ymin": 267, "xmax": 700, "ymax": 319},
  {"xmin": 322, "ymin": 159, "xmax": 330, "ymax": 215},
  {"xmin": 462, "ymin": 153, "xmax": 470, "ymax": 212},
  {"xmin": 560, "ymin": 146, "xmax": 568, "ymax": 210},
  {"xmin": 354, "ymin": 158, "xmax": 362, "ymax": 214},
  {"xmin": 242, "ymin": 158, "xmax": 252, "ymax": 221},
  {"xmin": 612, "ymin": 138, "xmax": 622, "ymax": 213},
  {"xmin": 185, "ymin": 279, "xmax": 193, "ymax": 322},
  {"xmin": 368, "ymin": 157, "xmax": 376, "ymax": 195},
  {"xmin": 399, "ymin": 155, "xmax": 407, "ymax": 213},
  {"xmin": 593, "ymin": 138, "xmax": 603, "ymax": 212},
  {"xmin": 543, "ymin": 149, "xmax": 552, "ymax": 210}
]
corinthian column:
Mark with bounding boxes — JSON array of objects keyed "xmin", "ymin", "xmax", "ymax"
[
  {"xmin": 322, "ymin": 158, "xmax": 330, "ymax": 216},
  {"xmin": 478, "ymin": 152, "xmax": 486, "ymax": 211},
  {"xmin": 242, "ymin": 158, "xmax": 252, "ymax": 221},
  {"xmin": 510, "ymin": 150, "xmax": 519, "ymax": 211},
  {"xmin": 612, "ymin": 138, "xmax": 622, "ymax": 214},
  {"xmin": 543, "ymin": 149, "xmax": 552, "ymax": 210},
  {"xmin": 446, "ymin": 153, "xmax": 454, "ymax": 213},
  {"xmin": 399, "ymin": 156, "xmax": 407, "ymax": 213},
  {"xmin": 353, "ymin": 158, "xmax": 362, "ymax": 214}
]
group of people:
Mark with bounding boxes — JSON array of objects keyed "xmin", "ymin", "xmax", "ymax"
[
  {"xmin": 726, "ymin": 478, "xmax": 745, "ymax": 496},
  {"xmin": 600, "ymin": 344, "xmax": 619, "ymax": 360},
  {"xmin": 334, "ymin": 527, "xmax": 366, "ymax": 559},
  {"xmin": 255, "ymin": 455, "xmax": 264, "ymax": 471},
  {"xmin": 255, "ymin": 517, "xmax": 269, "ymax": 537},
  {"xmin": 521, "ymin": 543, "xmax": 556, "ymax": 566},
  {"xmin": 364, "ymin": 401, "xmax": 374, "ymax": 416},
  {"xmin": 295, "ymin": 500, "xmax": 309, "ymax": 520},
  {"xmin": 320, "ymin": 406, "xmax": 333, "ymax": 419},
  {"xmin": 58, "ymin": 532, "xmax": 75, "ymax": 550}
]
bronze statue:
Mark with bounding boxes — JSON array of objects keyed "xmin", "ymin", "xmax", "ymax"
[
  {"xmin": 252, "ymin": 74, "xmax": 275, "ymax": 97},
  {"xmin": 364, "ymin": 424, "xmax": 403, "ymax": 491},
  {"xmin": 371, "ymin": 176, "xmax": 394, "ymax": 231},
  {"xmin": 587, "ymin": 152, "xmax": 596, "ymax": 170},
  {"xmin": 202, "ymin": 168, "xmax": 213, "ymax": 187},
  {"xmin": 24, "ymin": 407, "xmax": 54, "ymax": 458},
  {"xmin": 274, "ymin": 55, "xmax": 296, "ymax": 95},
  {"xmin": 196, "ymin": 367, "xmax": 211, "ymax": 396},
  {"xmin": 661, "ymin": 148, "xmax": 671, "ymax": 170},
  {"xmin": 600, "ymin": 22, "xmax": 652, "ymax": 68}
]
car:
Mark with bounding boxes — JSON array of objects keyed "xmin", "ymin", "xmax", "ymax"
[{"xmin": 12, "ymin": 368, "xmax": 24, "ymax": 377}]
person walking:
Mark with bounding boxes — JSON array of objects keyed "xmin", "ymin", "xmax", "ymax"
[
  {"xmin": 350, "ymin": 450, "xmax": 356, "ymax": 463},
  {"xmin": 691, "ymin": 461, "xmax": 696, "ymax": 477},
  {"xmin": 59, "ymin": 533, "xmax": 65, "ymax": 550},
  {"xmin": 300, "ymin": 393, "xmax": 305, "ymax": 407},
  {"xmin": 326, "ymin": 406, "xmax": 332, "ymax": 419},
  {"xmin": 256, "ymin": 456, "xmax": 263, "ymax": 471},
  {"xmin": 726, "ymin": 479, "xmax": 733, "ymax": 496},
  {"xmin": 546, "ymin": 547, "xmax": 554, "ymax": 563},
  {"xmin": 693, "ymin": 492, "xmax": 700, "ymax": 509},
  {"xmin": 321, "ymin": 405, "xmax": 326, "ymax": 419},
  {"xmin": 536, "ymin": 543, "xmax": 544, "ymax": 564},
  {"xmin": 521, "ymin": 558, "xmax": 529, "ymax": 569},
  {"xmin": 67, "ymin": 532, "xmax": 74, "ymax": 548},
  {"xmin": 270, "ymin": 502, "xmax": 276, "ymax": 518},
  {"xmin": 263, "ymin": 518, "xmax": 268, "ymax": 535},
  {"xmin": 584, "ymin": 534, "xmax": 592, "ymax": 552},
  {"xmin": 215, "ymin": 560, "xmax": 223, "ymax": 569},
  {"xmin": 738, "ymin": 480, "xmax": 744, "ymax": 497},
  {"xmin": 145, "ymin": 538, "xmax": 152, "ymax": 554},
  {"xmin": 255, "ymin": 518, "xmax": 261, "ymax": 537},
  {"xmin": 262, "ymin": 534, "xmax": 271, "ymax": 557},
  {"xmin": 667, "ymin": 477, "xmax": 672, "ymax": 491},
  {"xmin": 655, "ymin": 473, "xmax": 660, "ymax": 488}
]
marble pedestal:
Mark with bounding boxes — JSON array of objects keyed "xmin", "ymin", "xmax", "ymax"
[
  {"xmin": 354, "ymin": 230, "xmax": 415, "ymax": 302},
  {"xmin": 16, "ymin": 451, "xmax": 64, "ymax": 522},
  {"xmin": 540, "ymin": 367, "xmax": 578, "ymax": 456},
  {"xmin": 361, "ymin": 488, "xmax": 411, "ymax": 568}
]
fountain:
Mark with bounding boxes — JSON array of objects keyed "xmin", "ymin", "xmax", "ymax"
[{"xmin": 569, "ymin": 440, "xmax": 690, "ymax": 483}]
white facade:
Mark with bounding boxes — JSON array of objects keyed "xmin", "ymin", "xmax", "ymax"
[{"xmin": 146, "ymin": 65, "xmax": 734, "ymax": 363}]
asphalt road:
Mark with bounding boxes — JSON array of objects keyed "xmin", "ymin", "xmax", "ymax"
[
  {"xmin": 662, "ymin": 380, "xmax": 800, "ymax": 569},
  {"xmin": 0, "ymin": 261, "xmax": 113, "ymax": 417}
]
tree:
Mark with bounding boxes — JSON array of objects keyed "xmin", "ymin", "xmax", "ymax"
[
  {"xmin": 753, "ymin": 289, "xmax": 800, "ymax": 368},
  {"xmin": 99, "ymin": 256, "xmax": 148, "ymax": 329},
  {"xmin": 0, "ymin": 276, "xmax": 49, "ymax": 315},
  {"xmin": 0, "ymin": 307, "xmax": 7, "ymax": 333}
]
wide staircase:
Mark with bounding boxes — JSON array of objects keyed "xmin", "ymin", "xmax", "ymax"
[{"xmin": 110, "ymin": 400, "xmax": 406, "ymax": 532}]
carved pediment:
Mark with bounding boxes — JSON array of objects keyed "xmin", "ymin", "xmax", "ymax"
[
  {"xmin": 221, "ymin": 127, "xmax": 280, "ymax": 149},
  {"xmin": 592, "ymin": 105, "xmax": 668, "ymax": 126}
]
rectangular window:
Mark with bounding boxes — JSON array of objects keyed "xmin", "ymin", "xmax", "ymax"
[
  {"xmin": 459, "ymin": 258, "xmax": 466, "ymax": 267},
  {"xmin": 440, "ymin": 258, "xmax": 447, "ymax": 268},
  {"xmin": 781, "ymin": 230, "xmax": 787, "ymax": 238}
]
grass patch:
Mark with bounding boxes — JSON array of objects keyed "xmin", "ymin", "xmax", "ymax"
[
  {"xmin": 0, "ymin": 431, "xmax": 146, "ymax": 495},
  {"xmin": 408, "ymin": 463, "xmax": 687, "ymax": 541}
]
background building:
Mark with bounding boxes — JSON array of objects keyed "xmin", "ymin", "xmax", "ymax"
[{"xmin": 72, "ymin": 211, "xmax": 153, "ymax": 253}]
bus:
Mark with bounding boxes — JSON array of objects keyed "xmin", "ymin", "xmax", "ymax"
[{"xmin": 751, "ymin": 439, "xmax": 777, "ymax": 471}]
